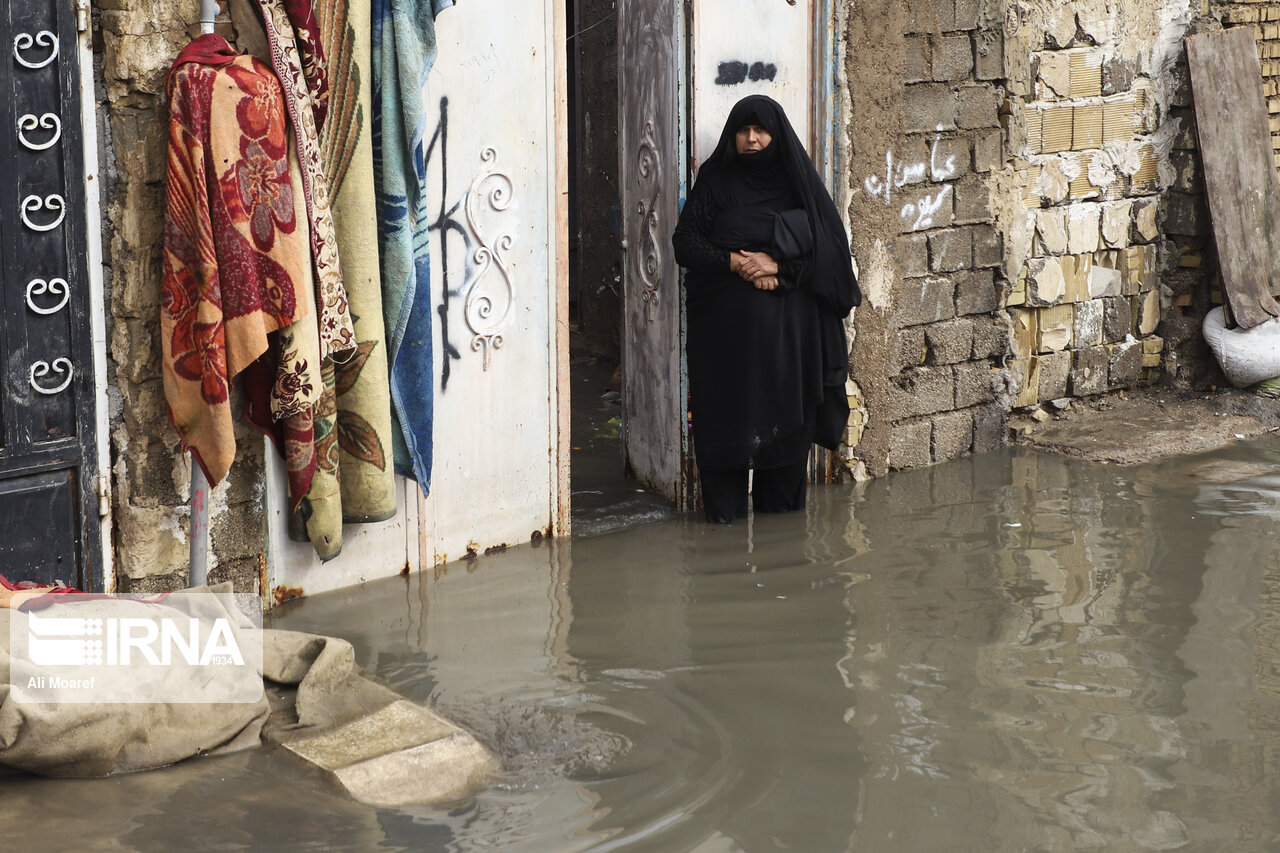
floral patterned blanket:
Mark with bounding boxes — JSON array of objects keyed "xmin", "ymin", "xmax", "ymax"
[{"xmin": 162, "ymin": 34, "xmax": 320, "ymax": 494}]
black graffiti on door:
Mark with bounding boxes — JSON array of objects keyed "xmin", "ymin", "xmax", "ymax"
[
  {"xmin": 715, "ymin": 60, "xmax": 777, "ymax": 85},
  {"xmin": 424, "ymin": 95, "xmax": 466, "ymax": 390}
]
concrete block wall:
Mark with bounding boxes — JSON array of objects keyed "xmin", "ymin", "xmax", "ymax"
[{"xmin": 844, "ymin": 0, "xmax": 1013, "ymax": 476}]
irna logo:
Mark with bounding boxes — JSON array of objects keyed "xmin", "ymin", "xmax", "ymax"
[
  {"xmin": 27, "ymin": 611, "xmax": 246, "ymax": 667},
  {"xmin": 11, "ymin": 593, "xmax": 263, "ymax": 704}
]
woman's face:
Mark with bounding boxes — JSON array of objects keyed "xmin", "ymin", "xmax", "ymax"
[{"xmin": 734, "ymin": 123, "xmax": 773, "ymax": 154}]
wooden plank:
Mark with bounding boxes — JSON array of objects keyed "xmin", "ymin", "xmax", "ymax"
[{"xmin": 1186, "ymin": 27, "xmax": 1280, "ymax": 329}]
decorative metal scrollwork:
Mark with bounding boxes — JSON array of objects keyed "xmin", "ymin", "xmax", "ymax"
[
  {"xmin": 18, "ymin": 113, "xmax": 61, "ymax": 151},
  {"xmin": 13, "ymin": 31, "xmax": 58, "ymax": 69},
  {"xmin": 25, "ymin": 277, "xmax": 69, "ymax": 315},
  {"xmin": 29, "ymin": 358, "xmax": 73, "ymax": 395},
  {"xmin": 464, "ymin": 147, "xmax": 515, "ymax": 371},
  {"xmin": 20, "ymin": 194, "xmax": 65, "ymax": 232},
  {"xmin": 635, "ymin": 120, "xmax": 663, "ymax": 321}
]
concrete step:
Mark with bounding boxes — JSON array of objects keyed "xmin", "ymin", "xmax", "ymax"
[{"xmin": 282, "ymin": 699, "xmax": 499, "ymax": 807}]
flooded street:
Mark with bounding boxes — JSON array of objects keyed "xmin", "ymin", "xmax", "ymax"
[{"xmin": 7, "ymin": 438, "xmax": 1280, "ymax": 851}]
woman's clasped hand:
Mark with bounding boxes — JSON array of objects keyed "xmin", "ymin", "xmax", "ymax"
[{"xmin": 730, "ymin": 250, "xmax": 780, "ymax": 289}]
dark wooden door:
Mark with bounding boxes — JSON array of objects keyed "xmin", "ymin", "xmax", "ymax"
[
  {"xmin": 1, "ymin": 1, "xmax": 103, "ymax": 588},
  {"xmin": 618, "ymin": 0, "xmax": 689, "ymax": 507}
]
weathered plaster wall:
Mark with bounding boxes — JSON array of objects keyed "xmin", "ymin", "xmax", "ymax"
[{"xmin": 98, "ymin": 2, "xmax": 263, "ymax": 592}]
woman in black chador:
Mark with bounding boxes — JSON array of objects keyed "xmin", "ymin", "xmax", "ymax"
[{"xmin": 673, "ymin": 94, "xmax": 860, "ymax": 523}]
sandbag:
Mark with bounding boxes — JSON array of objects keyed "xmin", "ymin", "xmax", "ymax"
[
  {"xmin": 0, "ymin": 596, "xmax": 269, "ymax": 777},
  {"xmin": 0, "ymin": 615, "xmax": 380, "ymax": 777},
  {"xmin": 1202, "ymin": 306, "xmax": 1280, "ymax": 387}
]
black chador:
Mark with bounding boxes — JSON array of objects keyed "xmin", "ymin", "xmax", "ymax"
[{"xmin": 672, "ymin": 95, "xmax": 859, "ymax": 522}]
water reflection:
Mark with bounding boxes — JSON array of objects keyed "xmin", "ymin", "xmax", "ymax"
[{"xmin": 6, "ymin": 439, "xmax": 1280, "ymax": 851}]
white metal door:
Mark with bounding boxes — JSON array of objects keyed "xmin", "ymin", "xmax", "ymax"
[
  {"xmin": 419, "ymin": 0, "xmax": 568, "ymax": 563},
  {"xmin": 266, "ymin": 0, "xmax": 568, "ymax": 597},
  {"xmin": 691, "ymin": 0, "xmax": 814, "ymax": 167}
]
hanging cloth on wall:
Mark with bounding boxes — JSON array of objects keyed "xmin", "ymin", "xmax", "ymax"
[
  {"xmin": 241, "ymin": 240, "xmax": 326, "ymax": 513},
  {"xmin": 162, "ymin": 33, "xmax": 320, "ymax": 491},
  {"xmin": 316, "ymin": 0, "xmax": 399, "ymax": 524},
  {"xmin": 250, "ymin": 0, "xmax": 367, "ymax": 558},
  {"xmin": 373, "ymin": 0, "xmax": 454, "ymax": 492},
  {"xmin": 253, "ymin": 0, "xmax": 357, "ymax": 361},
  {"xmin": 232, "ymin": 0, "xmax": 397, "ymax": 558},
  {"xmin": 279, "ymin": 0, "xmax": 330, "ymax": 129}
]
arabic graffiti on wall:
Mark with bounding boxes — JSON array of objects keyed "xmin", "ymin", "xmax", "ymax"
[{"xmin": 864, "ymin": 130, "xmax": 958, "ymax": 232}]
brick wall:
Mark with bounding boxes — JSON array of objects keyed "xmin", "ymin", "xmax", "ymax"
[
  {"xmin": 842, "ymin": 0, "xmax": 1242, "ymax": 475},
  {"xmin": 1215, "ymin": 1, "xmax": 1280, "ymax": 169},
  {"xmin": 1004, "ymin": 36, "xmax": 1171, "ymax": 406}
]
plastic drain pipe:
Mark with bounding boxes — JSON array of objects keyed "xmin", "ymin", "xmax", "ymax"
[{"xmin": 189, "ymin": 0, "xmax": 219, "ymax": 590}]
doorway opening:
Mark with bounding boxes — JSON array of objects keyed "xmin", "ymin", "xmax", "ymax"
[{"xmin": 565, "ymin": 0, "xmax": 678, "ymax": 535}]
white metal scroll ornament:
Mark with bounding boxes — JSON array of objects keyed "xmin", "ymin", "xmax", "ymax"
[
  {"xmin": 13, "ymin": 31, "xmax": 58, "ymax": 69},
  {"xmin": 25, "ymin": 277, "xmax": 70, "ymax": 315},
  {"xmin": 18, "ymin": 113, "xmax": 61, "ymax": 151},
  {"xmin": 464, "ymin": 147, "xmax": 515, "ymax": 370},
  {"xmin": 29, "ymin": 358, "xmax": 73, "ymax": 395},
  {"xmin": 20, "ymin": 194, "xmax": 66, "ymax": 231},
  {"xmin": 635, "ymin": 120, "xmax": 662, "ymax": 321}
]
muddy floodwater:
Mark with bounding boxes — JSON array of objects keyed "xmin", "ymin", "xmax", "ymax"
[{"xmin": 7, "ymin": 439, "xmax": 1280, "ymax": 851}]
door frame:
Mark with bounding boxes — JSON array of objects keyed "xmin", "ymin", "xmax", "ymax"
[
  {"xmin": 77, "ymin": 1, "xmax": 113, "ymax": 590},
  {"xmin": 622, "ymin": 0, "xmax": 843, "ymax": 504}
]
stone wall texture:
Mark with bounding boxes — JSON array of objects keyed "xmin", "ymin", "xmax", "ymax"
[
  {"xmin": 1004, "ymin": 10, "xmax": 1174, "ymax": 406},
  {"xmin": 841, "ymin": 0, "xmax": 1243, "ymax": 477},
  {"xmin": 99, "ymin": 2, "xmax": 264, "ymax": 592}
]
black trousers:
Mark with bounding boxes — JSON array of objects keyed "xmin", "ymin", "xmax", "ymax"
[{"xmin": 700, "ymin": 460, "xmax": 807, "ymax": 523}]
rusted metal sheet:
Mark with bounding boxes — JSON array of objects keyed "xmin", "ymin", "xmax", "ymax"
[
  {"xmin": 1187, "ymin": 27, "xmax": 1280, "ymax": 329},
  {"xmin": 619, "ymin": 0, "xmax": 686, "ymax": 505},
  {"xmin": 691, "ymin": 0, "xmax": 814, "ymax": 167}
]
